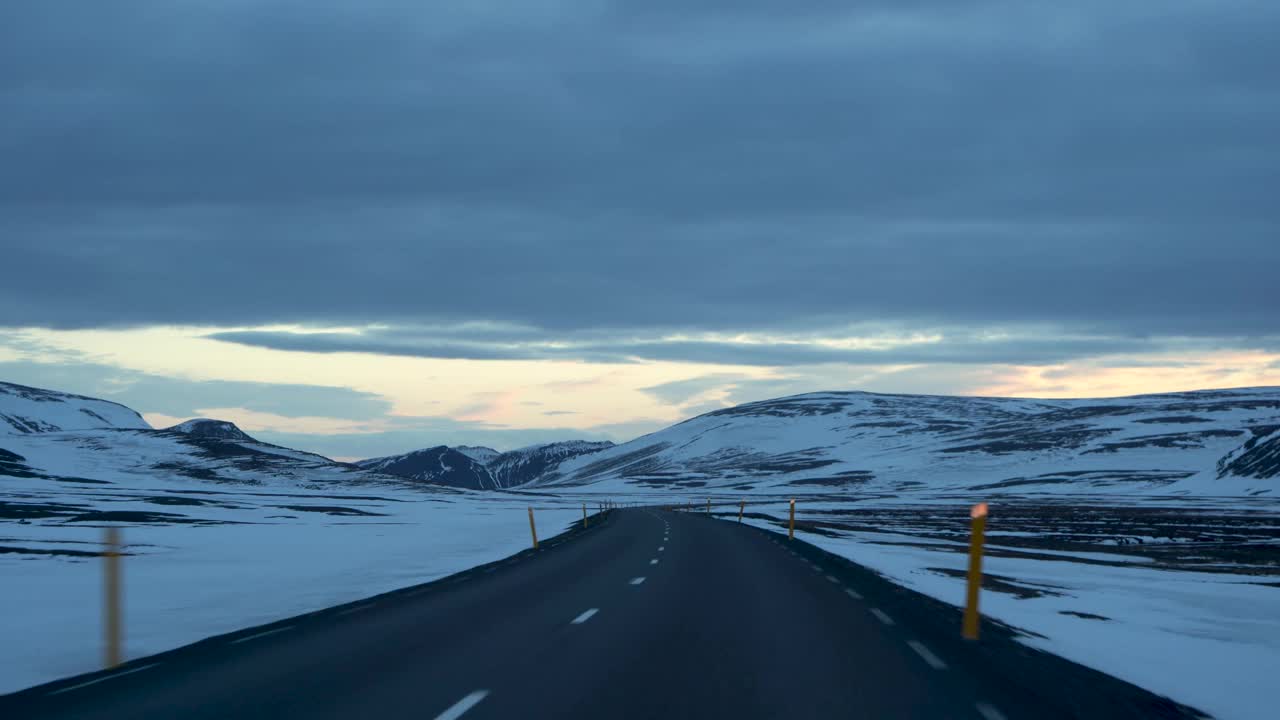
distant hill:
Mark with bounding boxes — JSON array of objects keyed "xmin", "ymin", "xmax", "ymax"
[
  {"xmin": 487, "ymin": 441, "xmax": 616, "ymax": 488},
  {"xmin": 1, "ymin": 381, "xmax": 150, "ymax": 434},
  {"xmin": 0, "ymin": 381, "xmax": 423, "ymax": 491},
  {"xmin": 534, "ymin": 387, "xmax": 1280, "ymax": 495},
  {"xmin": 355, "ymin": 446, "xmax": 496, "ymax": 490},
  {"xmin": 359, "ymin": 440, "xmax": 615, "ymax": 490},
  {"xmin": 166, "ymin": 418, "xmax": 258, "ymax": 443}
]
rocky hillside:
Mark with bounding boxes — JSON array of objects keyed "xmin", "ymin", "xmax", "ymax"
[
  {"xmin": 355, "ymin": 446, "xmax": 496, "ymax": 490},
  {"xmin": 358, "ymin": 440, "xmax": 615, "ymax": 490}
]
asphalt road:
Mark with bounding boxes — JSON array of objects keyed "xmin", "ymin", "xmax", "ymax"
[{"xmin": 3, "ymin": 507, "xmax": 1205, "ymax": 719}]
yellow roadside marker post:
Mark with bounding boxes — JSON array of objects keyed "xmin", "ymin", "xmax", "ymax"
[
  {"xmin": 963, "ymin": 502, "xmax": 989, "ymax": 640},
  {"xmin": 738, "ymin": 499, "xmax": 744, "ymax": 522},
  {"xmin": 789, "ymin": 499, "xmax": 796, "ymax": 540},
  {"xmin": 103, "ymin": 527, "xmax": 122, "ymax": 669},
  {"xmin": 528, "ymin": 507, "xmax": 539, "ymax": 550}
]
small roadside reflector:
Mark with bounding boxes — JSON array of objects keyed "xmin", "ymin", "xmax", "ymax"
[{"xmin": 971, "ymin": 502, "xmax": 988, "ymax": 519}]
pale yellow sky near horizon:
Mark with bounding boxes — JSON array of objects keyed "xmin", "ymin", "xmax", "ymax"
[{"xmin": 3, "ymin": 326, "xmax": 1280, "ymax": 447}]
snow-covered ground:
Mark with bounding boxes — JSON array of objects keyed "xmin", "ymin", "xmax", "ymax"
[
  {"xmin": 1, "ymin": 381, "xmax": 590, "ymax": 694},
  {"xmin": 725, "ymin": 494, "xmax": 1280, "ymax": 720},
  {"xmin": 6, "ymin": 380, "xmax": 1279, "ymax": 717},
  {"xmin": 1, "ymin": 479, "xmax": 582, "ymax": 694}
]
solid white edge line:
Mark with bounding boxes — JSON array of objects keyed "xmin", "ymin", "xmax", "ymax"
[
  {"xmin": 48, "ymin": 663, "xmax": 161, "ymax": 695},
  {"xmin": 230, "ymin": 626, "xmax": 294, "ymax": 645},
  {"xmin": 571, "ymin": 608, "xmax": 599, "ymax": 624},
  {"xmin": 844, "ymin": 588, "xmax": 863, "ymax": 600},
  {"xmin": 434, "ymin": 689, "xmax": 491, "ymax": 720},
  {"xmin": 629, "ymin": 576, "xmax": 647, "ymax": 585},
  {"xmin": 975, "ymin": 702, "xmax": 1008, "ymax": 720},
  {"xmin": 906, "ymin": 641, "xmax": 947, "ymax": 670},
  {"xmin": 870, "ymin": 608, "xmax": 895, "ymax": 625}
]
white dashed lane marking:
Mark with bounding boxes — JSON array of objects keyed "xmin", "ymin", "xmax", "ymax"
[
  {"xmin": 434, "ymin": 690, "xmax": 491, "ymax": 720},
  {"xmin": 869, "ymin": 608, "xmax": 895, "ymax": 626},
  {"xmin": 825, "ymin": 575, "xmax": 840, "ymax": 584},
  {"xmin": 907, "ymin": 641, "xmax": 947, "ymax": 670},
  {"xmin": 650, "ymin": 558, "xmax": 659, "ymax": 565},
  {"xmin": 845, "ymin": 588, "xmax": 863, "ymax": 600},
  {"xmin": 571, "ymin": 608, "xmax": 599, "ymax": 625},
  {"xmin": 629, "ymin": 576, "xmax": 647, "ymax": 585},
  {"xmin": 48, "ymin": 664, "xmax": 161, "ymax": 696}
]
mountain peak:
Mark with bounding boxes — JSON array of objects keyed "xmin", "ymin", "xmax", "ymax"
[{"xmin": 166, "ymin": 418, "xmax": 257, "ymax": 443}]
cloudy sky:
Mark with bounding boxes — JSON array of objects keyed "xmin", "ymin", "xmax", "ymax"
[{"xmin": 2, "ymin": 1, "xmax": 1278, "ymax": 460}]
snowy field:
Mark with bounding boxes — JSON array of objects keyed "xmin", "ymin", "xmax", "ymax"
[
  {"xmin": 715, "ymin": 493, "xmax": 1280, "ymax": 720},
  {"xmin": 0, "ymin": 480, "xmax": 583, "ymax": 694}
]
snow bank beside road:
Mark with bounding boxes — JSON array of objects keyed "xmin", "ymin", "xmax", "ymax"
[
  {"xmin": 742, "ymin": 501, "xmax": 1280, "ymax": 720},
  {"xmin": 0, "ymin": 492, "xmax": 580, "ymax": 694}
]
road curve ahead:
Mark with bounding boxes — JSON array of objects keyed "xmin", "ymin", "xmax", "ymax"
[{"xmin": 4, "ymin": 508, "xmax": 1204, "ymax": 720}]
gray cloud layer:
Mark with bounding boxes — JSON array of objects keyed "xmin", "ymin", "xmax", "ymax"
[
  {"xmin": 2, "ymin": 1, "xmax": 1278, "ymax": 347},
  {"xmin": 208, "ymin": 327, "xmax": 1277, "ymax": 366}
]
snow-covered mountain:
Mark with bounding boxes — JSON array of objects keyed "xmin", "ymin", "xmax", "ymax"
[
  {"xmin": 535, "ymin": 387, "xmax": 1280, "ymax": 496},
  {"xmin": 355, "ymin": 446, "xmax": 496, "ymax": 490},
  {"xmin": 358, "ymin": 440, "xmax": 615, "ymax": 490},
  {"xmin": 1, "ymin": 381, "xmax": 149, "ymax": 434},
  {"xmin": 487, "ymin": 440, "xmax": 615, "ymax": 488},
  {"xmin": 455, "ymin": 445, "xmax": 501, "ymax": 464},
  {"xmin": 0, "ymin": 382, "xmax": 415, "ymax": 491}
]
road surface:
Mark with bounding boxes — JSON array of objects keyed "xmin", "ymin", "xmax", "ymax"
[{"xmin": 2, "ymin": 507, "xmax": 1203, "ymax": 719}]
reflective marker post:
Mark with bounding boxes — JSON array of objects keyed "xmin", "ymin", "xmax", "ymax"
[
  {"xmin": 738, "ymin": 499, "xmax": 744, "ymax": 523},
  {"xmin": 582, "ymin": 502, "xmax": 588, "ymax": 529},
  {"xmin": 103, "ymin": 527, "xmax": 122, "ymax": 669},
  {"xmin": 528, "ymin": 507, "xmax": 539, "ymax": 550},
  {"xmin": 788, "ymin": 499, "xmax": 796, "ymax": 540},
  {"xmin": 963, "ymin": 502, "xmax": 989, "ymax": 640}
]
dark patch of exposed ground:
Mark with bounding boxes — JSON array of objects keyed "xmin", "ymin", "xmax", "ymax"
[
  {"xmin": 0, "ymin": 544, "xmax": 103, "ymax": 558},
  {"xmin": 940, "ymin": 425, "xmax": 1118, "ymax": 455},
  {"xmin": 62, "ymin": 510, "xmax": 232, "ymax": 525},
  {"xmin": 273, "ymin": 505, "xmax": 387, "ymax": 517},
  {"xmin": 1060, "ymin": 610, "xmax": 1111, "ymax": 620},
  {"xmin": 970, "ymin": 470, "xmax": 1195, "ymax": 491},
  {"xmin": 786, "ymin": 471, "xmax": 874, "ymax": 487},
  {"xmin": 925, "ymin": 566, "xmax": 1068, "ymax": 599},
  {"xmin": 1218, "ymin": 425, "xmax": 1280, "ymax": 479},
  {"xmin": 1085, "ymin": 430, "xmax": 1245, "ymax": 453}
]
